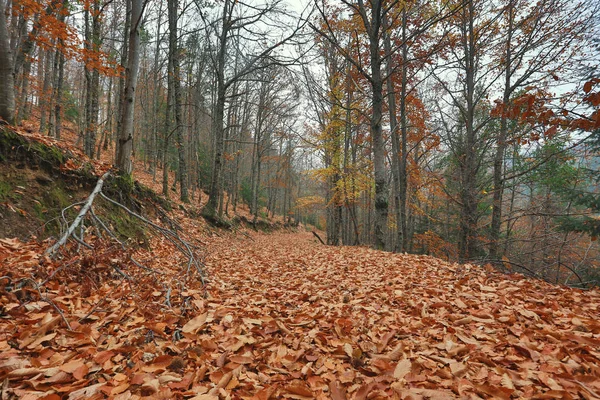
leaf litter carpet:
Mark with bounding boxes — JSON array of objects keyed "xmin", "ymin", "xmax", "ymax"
[{"xmin": 1, "ymin": 231, "xmax": 600, "ymax": 399}]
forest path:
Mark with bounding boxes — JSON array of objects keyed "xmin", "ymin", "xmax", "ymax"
[{"xmin": 196, "ymin": 230, "xmax": 600, "ymax": 399}]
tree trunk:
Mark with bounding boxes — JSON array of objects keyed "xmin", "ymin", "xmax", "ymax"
[
  {"xmin": 116, "ymin": 0, "xmax": 143, "ymax": 175},
  {"xmin": 370, "ymin": 32, "xmax": 387, "ymax": 250},
  {"xmin": 490, "ymin": 0, "xmax": 513, "ymax": 261},
  {"xmin": 458, "ymin": 0, "xmax": 479, "ymax": 262},
  {"xmin": 384, "ymin": 16, "xmax": 403, "ymax": 252},
  {"xmin": 53, "ymin": 48, "xmax": 64, "ymax": 139},
  {"xmin": 203, "ymin": 0, "xmax": 229, "ymax": 218},
  {"xmin": 84, "ymin": 3, "xmax": 101, "ymax": 158},
  {"xmin": 398, "ymin": 10, "xmax": 409, "ymax": 253},
  {"xmin": 39, "ymin": 48, "xmax": 52, "ymax": 132},
  {"xmin": 168, "ymin": 0, "xmax": 189, "ymax": 202},
  {"xmin": 356, "ymin": 0, "xmax": 388, "ymax": 250},
  {"xmin": 0, "ymin": 0, "xmax": 15, "ymax": 124}
]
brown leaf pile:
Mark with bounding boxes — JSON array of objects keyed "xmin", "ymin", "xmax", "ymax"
[{"xmin": 2, "ymin": 230, "xmax": 600, "ymax": 399}]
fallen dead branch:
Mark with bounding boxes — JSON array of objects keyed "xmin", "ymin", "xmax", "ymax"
[
  {"xmin": 45, "ymin": 172, "xmax": 110, "ymax": 256},
  {"xmin": 99, "ymin": 192, "xmax": 206, "ymax": 284},
  {"xmin": 43, "ymin": 172, "xmax": 206, "ymax": 285},
  {"xmin": 312, "ymin": 230, "xmax": 326, "ymax": 245}
]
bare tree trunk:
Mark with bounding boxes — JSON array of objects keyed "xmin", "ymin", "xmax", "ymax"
[
  {"xmin": 203, "ymin": 0, "xmax": 230, "ymax": 218},
  {"xmin": 53, "ymin": 48, "xmax": 64, "ymax": 139},
  {"xmin": 0, "ymin": 0, "xmax": 15, "ymax": 124},
  {"xmin": 168, "ymin": 0, "xmax": 189, "ymax": 202},
  {"xmin": 457, "ymin": 0, "xmax": 479, "ymax": 262},
  {"xmin": 163, "ymin": 65, "xmax": 172, "ymax": 198},
  {"xmin": 384, "ymin": 16, "xmax": 402, "ymax": 252},
  {"xmin": 150, "ymin": 1, "xmax": 162, "ymax": 181},
  {"xmin": 398, "ymin": 10, "xmax": 410, "ymax": 253},
  {"xmin": 358, "ymin": 0, "xmax": 387, "ymax": 250},
  {"xmin": 115, "ymin": 0, "xmax": 130, "ymax": 161},
  {"xmin": 116, "ymin": 0, "xmax": 143, "ymax": 175},
  {"xmin": 370, "ymin": 41, "xmax": 387, "ymax": 250},
  {"xmin": 84, "ymin": 3, "xmax": 101, "ymax": 158},
  {"xmin": 39, "ymin": 48, "xmax": 52, "ymax": 132},
  {"xmin": 490, "ymin": 0, "xmax": 513, "ymax": 261},
  {"xmin": 251, "ymin": 78, "xmax": 268, "ymax": 222}
]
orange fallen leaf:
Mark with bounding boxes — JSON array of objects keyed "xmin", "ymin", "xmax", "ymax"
[
  {"xmin": 393, "ymin": 359, "xmax": 411, "ymax": 380},
  {"xmin": 182, "ymin": 312, "xmax": 208, "ymax": 334},
  {"xmin": 328, "ymin": 380, "xmax": 346, "ymax": 400}
]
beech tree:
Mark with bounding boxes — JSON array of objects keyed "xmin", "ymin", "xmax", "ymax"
[
  {"xmin": 83, "ymin": 0, "xmax": 102, "ymax": 158},
  {"xmin": 116, "ymin": 0, "xmax": 144, "ymax": 176},
  {"xmin": 0, "ymin": 0, "xmax": 15, "ymax": 124},
  {"xmin": 432, "ymin": 0, "xmax": 501, "ymax": 261},
  {"xmin": 168, "ymin": 0, "xmax": 189, "ymax": 202}
]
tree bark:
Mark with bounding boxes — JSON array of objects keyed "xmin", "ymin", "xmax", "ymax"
[
  {"xmin": 368, "ymin": 8, "xmax": 388, "ymax": 250},
  {"xmin": 84, "ymin": 2, "xmax": 101, "ymax": 158},
  {"xmin": 490, "ymin": 0, "xmax": 513, "ymax": 261},
  {"xmin": 168, "ymin": 0, "xmax": 189, "ymax": 202},
  {"xmin": 203, "ymin": 0, "xmax": 229, "ymax": 218},
  {"xmin": 0, "ymin": 0, "xmax": 15, "ymax": 124},
  {"xmin": 458, "ymin": 0, "xmax": 479, "ymax": 262},
  {"xmin": 116, "ymin": 0, "xmax": 143, "ymax": 175}
]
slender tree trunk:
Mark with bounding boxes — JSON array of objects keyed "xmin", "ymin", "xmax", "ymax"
[
  {"xmin": 47, "ymin": 44, "xmax": 60, "ymax": 136},
  {"xmin": 490, "ymin": 0, "xmax": 513, "ymax": 261},
  {"xmin": 384, "ymin": 16, "xmax": 402, "ymax": 252},
  {"xmin": 0, "ymin": 0, "xmax": 15, "ymax": 124},
  {"xmin": 163, "ymin": 62, "xmax": 172, "ymax": 198},
  {"xmin": 116, "ymin": 0, "xmax": 143, "ymax": 175},
  {"xmin": 251, "ymin": 79, "xmax": 268, "ymax": 221},
  {"xmin": 150, "ymin": 1, "xmax": 162, "ymax": 180},
  {"xmin": 84, "ymin": 3, "xmax": 101, "ymax": 158},
  {"xmin": 203, "ymin": 0, "xmax": 229, "ymax": 218},
  {"xmin": 53, "ymin": 49, "xmax": 64, "ymax": 139},
  {"xmin": 398, "ymin": 10, "xmax": 410, "ymax": 253},
  {"xmin": 168, "ymin": 0, "xmax": 189, "ymax": 202},
  {"xmin": 115, "ymin": 0, "xmax": 130, "ymax": 161},
  {"xmin": 364, "ymin": 0, "xmax": 388, "ymax": 250},
  {"xmin": 102, "ymin": 77, "xmax": 113, "ymax": 150},
  {"xmin": 39, "ymin": 48, "xmax": 52, "ymax": 132},
  {"xmin": 457, "ymin": 0, "xmax": 479, "ymax": 262}
]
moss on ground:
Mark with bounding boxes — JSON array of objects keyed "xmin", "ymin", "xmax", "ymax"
[
  {"xmin": 0, "ymin": 126, "xmax": 175, "ymax": 245},
  {"xmin": 0, "ymin": 128, "xmax": 64, "ymax": 171},
  {"xmin": 0, "ymin": 180, "xmax": 12, "ymax": 201}
]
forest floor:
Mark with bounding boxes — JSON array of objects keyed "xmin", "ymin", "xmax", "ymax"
[
  {"xmin": 2, "ymin": 228, "xmax": 600, "ymax": 399},
  {"xmin": 1, "ymin": 127, "xmax": 600, "ymax": 399}
]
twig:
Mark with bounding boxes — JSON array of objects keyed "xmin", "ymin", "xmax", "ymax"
[
  {"xmin": 60, "ymin": 201, "xmax": 86, "ymax": 235},
  {"xmin": 165, "ymin": 286, "xmax": 172, "ymax": 307},
  {"xmin": 100, "ymin": 192, "xmax": 206, "ymax": 285},
  {"xmin": 312, "ymin": 231, "xmax": 326, "ymax": 245},
  {"xmin": 90, "ymin": 207, "xmax": 158, "ymax": 275},
  {"xmin": 21, "ymin": 278, "xmax": 72, "ymax": 331}
]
